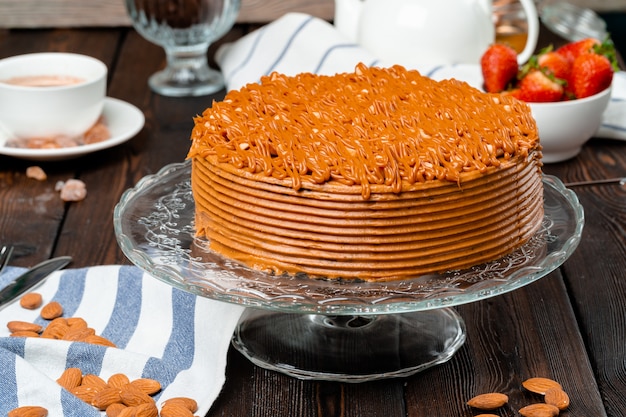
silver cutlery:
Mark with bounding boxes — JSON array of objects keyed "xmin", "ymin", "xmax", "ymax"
[
  {"xmin": 0, "ymin": 245, "xmax": 14, "ymax": 275},
  {"xmin": 564, "ymin": 177, "xmax": 626, "ymax": 187},
  {"xmin": 0, "ymin": 256, "xmax": 72, "ymax": 309}
]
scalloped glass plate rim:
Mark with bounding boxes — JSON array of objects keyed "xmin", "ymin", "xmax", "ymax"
[{"xmin": 114, "ymin": 160, "xmax": 584, "ymax": 315}]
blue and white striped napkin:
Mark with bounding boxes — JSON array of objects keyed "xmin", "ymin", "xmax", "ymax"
[
  {"xmin": 0, "ymin": 265, "xmax": 244, "ymax": 416},
  {"xmin": 216, "ymin": 12, "xmax": 626, "ymax": 141}
]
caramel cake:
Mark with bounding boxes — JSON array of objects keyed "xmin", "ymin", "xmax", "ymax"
[{"xmin": 188, "ymin": 63, "xmax": 544, "ymax": 282}]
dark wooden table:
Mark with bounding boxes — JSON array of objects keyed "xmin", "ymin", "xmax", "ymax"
[{"xmin": 1, "ymin": 24, "xmax": 625, "ymax": 417}]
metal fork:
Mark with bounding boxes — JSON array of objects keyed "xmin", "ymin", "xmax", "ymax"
[{"xmin": 0, "ymin": 246, "xmax": 14, "ymax": 275}]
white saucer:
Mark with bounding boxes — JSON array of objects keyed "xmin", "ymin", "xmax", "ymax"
[{"xmin": 0, "ymin": 97, "xmax": 145, "ymax": 161}]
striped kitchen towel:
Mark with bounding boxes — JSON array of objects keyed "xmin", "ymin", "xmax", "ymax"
[
  {"xmin": 0, "ymin": 265, "xmax": 244, "ymax": 416},
  {"xmin": 215, "ymin": 12, "xmax": 626, "ymax": 141}
]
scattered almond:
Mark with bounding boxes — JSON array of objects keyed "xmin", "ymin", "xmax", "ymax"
[
  {"xmin": 119, "ymin": 383, "xmax": 153, "ymax": 407},
  {"xmin": 544, "ymin": 387, "xmax": 570, "ymax": 410},
  {"xmin": 161, "ymin": 397, "xmax": 199, "ymax": 413},
  {"xmin": 519, "ymin": 403, "xmax": 560, "ymax": 417},
  {"xmin": 467, "ymin": 392, "xmax": 508, "ymax": 410},
  {"xmin": 160, "ymin": 403, "xmax": 195, "ymax": 417},
  {"xmin": 10, "ymin": 330, "xmax": 41, "ymax": 338},
  {"xmin": 11, "ymin": 303, "xmax": 117, "ymax": 347},
  {"xmin": 108, "ymin": 373, "xmax": 131, "ymax": 389},
  {"xmin": 105, "ymin": 403, "xmax": 127, "ymax": 417},
  {"xmin": 71, "ymin": 384, "xmax": 101, "ymax": 404},
  {"xmin": 92, "ymin": 387, "xmax": 123, "ymax": 410},
  {"xmin": 82, "ymin": 373, "xmax": 108, "ymax": 390},
  {"xmin": 40, "ymin": 317, "xmax": 69, "ymax": 339},
  {"xmin": 19, "ymin": 292, "xmax": 43, "ymax": 309},
  {"xmin": 7, "ymin": 406, "xmax": 48, "ymax": 417},
  {"xmin": 130, "ymin": 378, "xmax": 161, "ymax": 396},
  {"xmin": 522, "ymin": 377, "xmax": 562, "ymax": 395},
  {"xmin": 117, "ymin": 407, "xmax": 137, "ymax": 417},
  {"xmin": 40, "ymin": 301, "xmax": 63, "ymax": 320},
  {"xmin": 7, "ymin": 321, "xmax": 43, "ymax": 333},
  {"xmin": 66, "ymin": 317, "xmax": 88, "ymax": 329},
  {"xmin": 57, "ymin": 367, "xmax": 83, "ymax": 390},
  {"xmin": 63, "ymin": 326, "xmax": 96, "ymax": 341},
  {"xmin": 83, "ymin": 334, "xmax": 117, "ymax": 347},
  {"xmin": 6, "ymin": 306, "xmax": 201, "ymax": 417},
  {"xmin": 134, "ymin": 402, "xmax": 159, "ymax": 417}
]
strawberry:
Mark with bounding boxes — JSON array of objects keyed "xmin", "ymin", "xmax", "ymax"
[
  {"xmin": 516, "ymin": 70, "xmax": 564, "ymax": 102},
  {"xmin": 570, "ymin": 52, "xmax": 613, "ymax": 98},
  {"xmin": 556, "ymin": 38, "xmax": 600, "ymax": 65},
  {"xmin": 537, "ymin": 50, "xmax": 571, "ymax": 81},
  {"xmin": 480, "ymin": 43, "xmax": 518, "ymax": 93}
]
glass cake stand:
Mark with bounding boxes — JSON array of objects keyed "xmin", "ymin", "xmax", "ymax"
[{"xmin": 113, "ymin": 160, "xmax": 584, "ymax": 382}]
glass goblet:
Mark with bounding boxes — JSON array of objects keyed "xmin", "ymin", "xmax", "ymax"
[{"xmin": 126, "ymin": 0, "xmax": 240, "ymax": 97}]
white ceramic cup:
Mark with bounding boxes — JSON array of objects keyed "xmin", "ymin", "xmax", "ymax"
[{"xmin": 0, "ymin": 53, "xmax": 107, "ymax": 141}]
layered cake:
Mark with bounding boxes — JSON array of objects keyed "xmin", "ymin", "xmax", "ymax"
[{"xmin": 188, "ymin": 64, "xmax": 544, "ymax": 282}]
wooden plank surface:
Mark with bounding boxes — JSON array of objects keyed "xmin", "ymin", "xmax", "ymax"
[
  {"xmin": 1, "ymin": 25, "xmax": 624, "ymax": 417},
  {"xmin": 0, "ymin": 0, "xmax": 335, "ymax": 28}
]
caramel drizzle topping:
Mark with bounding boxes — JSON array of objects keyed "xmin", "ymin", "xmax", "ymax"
[{"xmin": 189, "ymin": 63, "xmax": 539, "ymax": 199}]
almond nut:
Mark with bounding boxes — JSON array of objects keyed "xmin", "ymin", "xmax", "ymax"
[
  {"xmin": 62, "ymin": 326, "xmax": 96, "ymax": 341},
  {"xmin": 130, "ymin": 378, "xmax": 161, "ymax": 395},
  {"xmin": 7, "ymin": 406, "xmax": 48, "ymax": 417},
  {"xmin": 66, "ymin": 317, "xmax": 88, "ymax": 329},
  {"xmin": 160, "ymin": 404, "xmax": 195, "ymax": 417},
  {"xmin": 7, "ymin": 321, "xmax": 43, "ymax": 333},
  {"xmin": 71, "ymin": 384, "xmax": 100, "ymax": 404},
  {"xmin": 82, "ymin": 373, "xmax": 109, "ymax": 390},
  {"xmin": 84, "ymin": 334, "xmax": 117, "ymax": 347},
  {"xmin": 474, "ymin": 415, "xmax": 500, "ymax": 417},
  {"xmin": 519, "ymin": 403, "xmax": 560, "ymax": 417},
  {"xmin": 522, "ymin": 377, "xmax": 562, "ymax": 395},
  {"xmin": 40, "ymin": 318, "xmax": 69, "ymax": 339},
  {"xmin": 57, "ymin": 367, "xmax": 83, "ymax": 390},
  {"xmin": 92, "ymin": 387, "xmax": 123, "ymax": 410},
  {"xmin": 119, "ymin": 384, "xmax": 153, "ymax": 407},
  {"xmin": 161, "ymin": 397, "xmax": 199, "ymax": 413},
  {"xmin": 40, "ymin": 301, "xmax": 63, "ymax": 320},
  {"xmin": 108, "ymin": 373, "xmax": 131, "ymax": 389},
  {"xmin": 10, "ymin": 330, "xmax": 41, "ymax": 338},
  {"xmin": 19, "ymin": 292, "xmax": 43, "ymax": 309},
  {"xmin": 134, "ymin": 402, "xmax": 159, "ymax": 417},
  {"xmin": 105, "ymin": 403, "xmax": 127, "ymax": 417},
  {"xmin": 544, "ymin": 387, "xmax": 570, "ymax": 410},
  {"xmin": 467, "ymin": 392, "xmax": 508, "ymax": 410},
  {"xmin": 117, "ymin": 407, "xmax": 137, "ymax": 417}
]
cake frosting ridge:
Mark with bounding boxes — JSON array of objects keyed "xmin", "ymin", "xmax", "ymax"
[{"xmin": 188, "ymin": 63, "xmax": 544, "ymax": 282}]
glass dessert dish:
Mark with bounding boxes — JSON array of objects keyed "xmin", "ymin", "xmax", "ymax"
[
  {"xmin": 114, "ymin": 161, "xmax": 584, "ymax": 382},
  {"xmin": 125, "ymin": 0, "xmax": 240, "ymax": 97}
]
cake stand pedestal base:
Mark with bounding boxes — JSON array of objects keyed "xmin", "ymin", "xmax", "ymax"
[{"xmin": 231, "ymin": 307, "xmax": 466, "ymax": 382}]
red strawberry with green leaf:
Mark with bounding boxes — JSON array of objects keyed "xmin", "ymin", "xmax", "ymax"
[
  {"xmin": 538, "ymin": 50, "xmax": 571, "ymax": 81},
  {"xmin": 570, "ymin": 53, "xmax": 614, "ymax": 98},
  {"xmin": 480, "ymin": 44, "xmax": 518, "ymax": 93},
  {"xmin": 516, "ymin": 70, "xmax": 564, "ymax": 102},
  {"xmin": 556, "ymin": 37, "xmax": 600, "ymax": 65}
]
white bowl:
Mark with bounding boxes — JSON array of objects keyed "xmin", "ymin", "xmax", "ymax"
[
  {"xmin": 426, "ymin": 64, "xmax": 613, "ymax": 164},
  {"xmin": 529, "ymin": 86, "xmax": 611, "ymax": 163},
  {"xmin": 0, "ymin": 53, "xmax": 107, "ymax": 143}
]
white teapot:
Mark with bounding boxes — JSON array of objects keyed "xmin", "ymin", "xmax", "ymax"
[{"xmin": 334, "ymin": 0, "xmax": 539, "ymax": 67}]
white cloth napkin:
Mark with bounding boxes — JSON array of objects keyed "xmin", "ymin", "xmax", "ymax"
[
  {"xmin": 216, "ymin": 12, "xmax": 626, "ymax": 142},
  {"xmin": 0, "ymin": 265, "xmax": 244, "ymax": 416}
]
